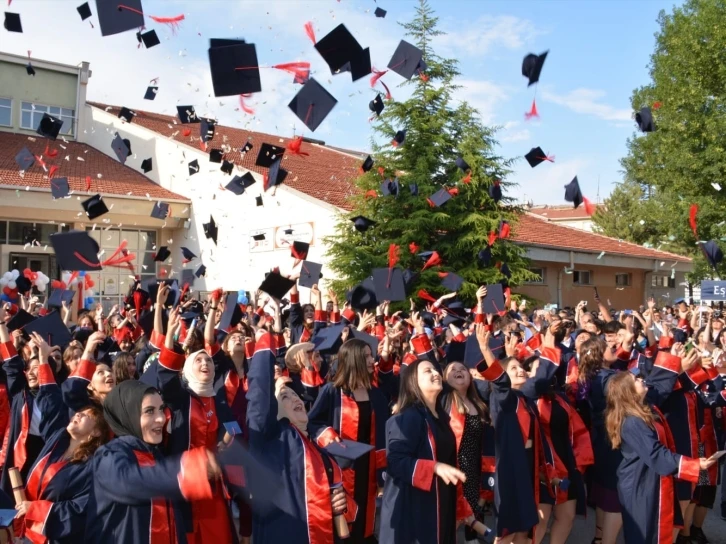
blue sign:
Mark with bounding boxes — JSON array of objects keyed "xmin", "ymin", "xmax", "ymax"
[{"xmin": 700, "ymin": 280, "xmax": 726, "ymax": 300}]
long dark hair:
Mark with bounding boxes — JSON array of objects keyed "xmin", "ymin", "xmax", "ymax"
[
  {"xmin": 70, "ymin": 404, "xmax": 112, "ymax": 463},
  {"xmin": 441, "ymin": 362, "xmax": 490, "ymax": 423},
  {"xmin": 394, "ymin": 358, "xmax": 440, "ymax": 414},
  {"xmin": 333, "ymin": 339, "xmax": 371, "ymax": 391},
  {"xmin": 577, "ymin": 337, "xmax": 605, "ymax": 385}
]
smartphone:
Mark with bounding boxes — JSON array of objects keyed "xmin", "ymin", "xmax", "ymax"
[
  {"xmin": 593, "ymin": 287, "xmax": 600, "ymax": 299},
  {"xmin": 623, "ymin": 310, "xmax": 633, "ymax": 316},
  {"xmin": 684, "ymin": 339, "xmax": 694, "ymax": 353}
]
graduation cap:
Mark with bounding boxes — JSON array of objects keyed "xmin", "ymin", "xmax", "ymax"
[
  {"xmin": 26, "ymin": 63, "xmax": 35, "ymax": 77},
  {"xmin": 374, "ymin": 7, "xmax": 387, "ymax": 17},
  {"xmin": 77, "ymin": 2, "xmax": 92, "ymax": 20},
  {"xmin": 259, "ymin": 272, "xmax": 295, "ymax": 301},
  {"xmin": 176, "ymin": 105, "xmax": 199, "ymax": 124},
  {"xmin": 181, "ymin": 247, "xmax": 196, "ymax": 262},
  {"xmin": 154, "ymin": 246, "xmax": 171, "ymax": 262},
  {"xmin": 209, "ymin": 41, "xmax": 262, "ymax": 97},
  {"xmin": 636, "ymin": 106, "xmax": 654, "ymax": 133},
  {"xmin": 703, "ymin": 240, "xmax": 723, "ymax": 269},
  {"xmin": 481, "ymin": 283, "xmax": 505, "ymax": 314},
  {"xmin": 50, "ymin": 177, "xmax": 70, "ymax": 199},
  {"xmin": 0, "ymin": 509, "xmax": 15, "ymax": 528},
  {"xmin": 255, "ymin": 143, "xmax": 285, "ymax": 168},
  {"xmin": 442, "ymin": 305, "xmax": 467, "ymax": 327},
  {"xmin": 348, "ymin": 48, "xmax": 372, "ymax": 82},
  {"xmin": 3, "ymin": 12, "xmax": 21, "ymax": 33},
  {"xmin": 372, "ymin": 267, "xmax": 406, "ymax": 302},
  {"xmin": 143, "ymin": 278, "xmax": 179, "ymax": 309},
  {"xmin": 7, "ymin": 309, "xmax": 36, "ymax": 332},
  {"xmin": 50, "ymin": 230, "xmax": 104, "ymax": 271},
  {"xmin": 489, "ymin": 181, "xmax": 502, "ymax": 203},
  {"xmin": 350, "ymin": 282, "xmax": 378, "ymax": 311},
  {"xmin": 455, "ymin": 157, "xmax": 470, "ymax": 171},
  {"xmin": 195, "ymin": 264, "xmax": 207, "ymax": 278},
  {"xmin": 351, "ymin": 216, "xmax": 376, "ymax": 232},
  {"xmin": 144, "ymin": 86, "xmax": 158, "ymax": 100},
  {"xmin": 15, "ymin": 276, "xmax": 32, "ymax": 296},
  {"xmin": 219, "ymin": 293, "xmax": 244, "ymax": 331},
  {"xmin": 392, "ymin": 130, "xmax": 406, "ymax": 147},
  {"xmin": 15, "ymin": 147, "xmax": 35, "ymax": 171},
  {"xmin": 200, "ymin": 118, "xmax": 216, "ymax": 143},
  {"xmin": 402, "ymin": 268, "xmax": 419, "ymax": 294},
  {"xmin": 188, "ymin": 159, "xmax": 200, "ymax": 176},
  {"xmin": 387, "ymin": 40, "xmax": 424, "ymax": 80},
  {"xmin": 463, "ymin": 333, "xmax": 484, "ymax": 369},
  {"xmin": 427, "ymin": 187, "xmax": 452, "ymax": 207},
  {"xmin": 521, "ymin": 51, "xmax": 548, "ymax": 86},
  {"xmin": 241, "ymin": 141, "xmax": 253, "ymax": 153},
  {"xmin": 209, "ymin": 149, "xmax": 223, "ymax": 163},
  {"xmin": 445, "ymin": 340, "xmax": 466, "ymax": 363},
  {"xmin": 138, "ymin": 309, "xmax": 166, "ymax": 339},
  {"xmin": 298, "ymin": 261, "xmax": 323, "ymax": 289},
  {"xmin": 24, "ymin": 311, "xmax": 72, "ymax": 348},
  {"xmin": 203, "ymin": 216, "xmax": 218, "ymax": 245},
  {"xmin": 226, "ymin": 173, "xmax": 255, "ymax": 195},
  {"xmin": 441, "ymin": 272, "xmax": 464, "ymax": 292},
  {"xmin": 291, "ymin": 241, "xmax": 310, "ymax": 261},
  {"xmin": 82, "ymin": 194, "xmax": 109, "ymax": 220},
  {"xmin": 478, "ymin": 246, "xmax": 492, "ymax": 266},
  {"xmin": 349, "ymin": 328, "xmax": 380, "ymax": 358},
  {"xmin": 96, "ymin": 337, "xmax": 122, "ymax": 364},
  {"xmin": 314, "ymin": 24, "xmax": 363, "ymax": 74},
  {"xmin": 288, "ymin": 78, "xmax": 338, "ymax": 132},
  {"xmin": 140, "ymin": 158, "xmax": 153, "ymax": 173},
  {"xmin": 361, "ymin": 155, "xmax": 374, "ymax": 172},
  {"xmin": 96, "ymin": 0, "xmax": 143, "ymax": 36},
  {"xmin": 524, "ymin": 146, "xmax": 549, "ymax": 168},
  {"xmin": 111, "ymin": 134, "xmax": 131, "ymax": 164},
  {"xmin": 37, "ymin": 114, "xmax": 63, "ymax": 140},
  {"xmin": 409, "ymin": 182, "xmax": 419, "ymax": 196},
  {"xmin": 267, "ymin": 159, "xmax": 288, "ymax": 188},
  {"xmin": 252, "ymin": 233, "xmax": 265, "ymax": 241},
  {"xmin": 139, "ymin": 29, "xmax": 160, "ymax": 48},
  {"xmin": 564, "ymin": 176, "xmax": 584, "ymax": 208},
  {"xmin": 380, "ymin": 178, "xmax": 399, "ymax": 197},
  {"xmin": 220, "ymin": 160, "xmax": 234, "ymax": 175},
  {"xmin": 118, "ymin": 107, "xmax": 136, "ymax": 123},
  {"xmin": 369, "ymin": 94, "xmax": 385, "ymax": 116},
  {"xmin": 256, "ymin": 196, "xmax": 263, "ymax": 207},
  {"xmin": 311, "ymin": 324, "xmax": 346, "ymax": 354},
  {"xmin": 150, "ymin": 202, "xmax": 169, "ymax": 220}
]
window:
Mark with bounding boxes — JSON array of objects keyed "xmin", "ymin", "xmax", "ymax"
[
  {"xmin": 7, "ymin": 221, "xmax": 58, "ymax": 245},
  {"xmin": 21, "ymin": 102, "xmax": 75, "ymax": 136},
  {"xmin": 525, "ymin": 267, "xmax": 546, "ymax": 284},
  {"xmin": 0, "ymin": 98, "xmax": 11, "ymax": 127},
  {"xmin": 615, "ymin": 273, "xmax": 631, "ymax": 287},
  {"xmin": 651, "ymin": 275, "xmax": 675, "ymax": 288},
  {"xmin": 573, "ymin": 270, "xmax": 592, "ymax": 285}
]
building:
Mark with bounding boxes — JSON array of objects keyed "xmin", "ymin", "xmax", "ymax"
[{"xmin": 528, "ymin": 204, "xmax": 598, "ymax": 232}]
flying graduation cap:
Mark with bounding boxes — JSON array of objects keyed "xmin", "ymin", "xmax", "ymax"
[
  {"xmin": 522, "ymin": 51, "xmax": 548, "ymax": 86},
  {"xmin": 181, "ymin": 247, "xmax": 197, "ymax": 263},
  {"xmin": 635, "ymin": 106, "xmax": 655, "ymax": 133},
  {"xmin": 489, "ymin": 180, "xmax": 502, "ymax": 203},
  {"xmin": 351, "ymin": 216, "xmax": 376, "ymax": 232},
  {"xmin": 563, "ymin": 176, "xmax": 595, "ymax": 215},
  {"xmin": 209, "ymin": 40, "xmax": 263, "ymax": 97},
  {"xmin": 144, "ymin": 86, "xmax": 158, "ymax": 100},
  {"xmin": 51, "ymin": 177, "xmax": 70, "ymax": 199},
  {"xmin": 524, "ymin": 146, "xmax": 553, "ymax": 168},
  {"xmin": 138, "ymin": 29, "xmax": 160, "ymax": 49},
  {"xmin": 369, "ymin": 94, "xmax": 385, "ymax": 116},
  {"xmin": 140, "ymin": 158, "xmax": 153, "ymax": 173},
  {"xmin": 77, "ymin": 3, "xmax": 92, "ymax": 21},
  {"xmin": 82, "ymin": 194, "xmax": 109, "ymax": 220},
  {"xmin": 111, "ymin": 134, "xmax": 131, "ymax": 164},
  {"xmin": 387, "ymin": 40, "xmax": 425, "ymax": 80},
  {"xmin": 255, "ymin": 143, "xmax": 284, "ymax": 168},
  {"xmin": 37, "ymin": 114, "xmax": 63, "ymax": 140},
  {"xmin": 203, "ymin": 216, "xmax": 218, "ymax": 245},
  {"xmin": 4, "ymin": 12, "xmax": 22, "ymax": 33},
  {"xmin": 703, "ymin": 240, "xmax": 723, "ymax": 269},
  {"xmin": 119, "ymin": 109, "xmax": 136, "ymax": 125},
  {"xmin": 288, "ymin": 78, "xmax": 338, "ymax": 132},
  {"xmin": 360, "ymin": 155, "xmax": 374, "ymax": 173},
  {"xmin": 374, "ymin": 7, "xmax": 387, "ymax": 18},
  {"xmin": 15, "ymin": 147, "xmax": 35, "ymax": 171},
  {"xmin": 177, "ymin": 105, "xmax": 199, "ymax": 124},
  {"xmin": 313, "ymin": 24, "xmax": 369, "ymax": 80}
]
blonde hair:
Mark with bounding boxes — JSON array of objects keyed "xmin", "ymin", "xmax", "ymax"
[{"xmin": 605, "ymin": 371, "xmax": 654, "ymax": 449}]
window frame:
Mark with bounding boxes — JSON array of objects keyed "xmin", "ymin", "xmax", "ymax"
[
  {"xmin": 615, "ymin": 273, "xmax": 632, "ymax": 287},
  {"xmin": 0, "ymin": 97, "xmax": 11, "ymax": 127},
  {"xmin": 524, "ymin": 267, "xmax": 546, "ymax": 285},
  {"xmin": 20, "ymin": 101, "xmax": 75, "ymax": 137},
  {"xmin": 573, "ymin": 270, "xmax": 593, "ymax": 286}
]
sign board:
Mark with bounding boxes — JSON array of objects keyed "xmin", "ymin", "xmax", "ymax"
[
  {"xmin": 699, "ymin": 280, "xmax": 726, "ymax": 301},
  {"xmin": 249, "ymin": 228, "xmax": 275, "ymax": 253},
  {"xmin": 275, "ymin": 223, "xmax": 315, "ymax": 249}
]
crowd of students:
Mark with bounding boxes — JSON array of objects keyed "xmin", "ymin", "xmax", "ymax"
[{"xmin": 0, "ymin": 275, "xmax": 723, "ymax": 544}]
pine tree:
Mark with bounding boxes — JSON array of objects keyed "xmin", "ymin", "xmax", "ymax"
[{"xmin": 325, "ymin": 0, "xmax": 532, "ymax": 303}]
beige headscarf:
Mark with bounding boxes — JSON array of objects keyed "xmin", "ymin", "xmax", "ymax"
[{"xmin": 182, "ymin": 349, "xmax": 215, "ymax": 397}]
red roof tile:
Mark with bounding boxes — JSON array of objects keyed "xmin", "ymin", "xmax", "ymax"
[
  {"xmin": 513, "ymin": 213, "xmax": 691, "ymax": 262},
  {"xmin": 0, "ymin": 131, "xmax": 186, "ymax": 201},
  {"xmin": 90, "ymin": 103, "xmax": 362, "ymax": 210},
  {"xmin": 528, "ymin": 205, "xmax": 600, "ymax": 220}
]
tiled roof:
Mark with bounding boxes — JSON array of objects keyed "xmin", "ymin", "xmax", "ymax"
[
  {"xmin": 513, "ymin": 213, "xmax": 692, "ymax": 263},
  {"xmin": 528, "ymin": 205, "xmax": 600, "ymax": 220},
  {"xmin": 0, "ymin": 131, "xmax": 187, "ymax": 201},
  {"xmin": 90, "ymin": 103, "xmax": 362, "ymax": 210}
]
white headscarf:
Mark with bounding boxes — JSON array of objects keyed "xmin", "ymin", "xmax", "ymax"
[{"xmin": 182, "ymin": 349, "xmax": 215, "ymax": 398}]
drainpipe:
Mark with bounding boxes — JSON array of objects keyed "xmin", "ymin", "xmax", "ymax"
[
  {"xmin": 75, "ymin": 61, "xmax": 91, "ymax": 142},
  {"xmin": 557, "ymin": 268, "xmax": 563, "ymax": 308}
]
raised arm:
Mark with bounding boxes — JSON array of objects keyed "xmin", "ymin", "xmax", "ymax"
[
  {"xmin": 154, "ymin": 284, "xmax": 169, "ymax": 337},
  {"xmin": 0, "ymin": 306, "xmax": 27, "ymax": 398},
  {"xmin": 31, "ymin": 332, "xmax": 70, "ymax": 441}
]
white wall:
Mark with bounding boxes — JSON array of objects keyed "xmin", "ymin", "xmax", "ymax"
[{"xmin": 79, "ymin": 105, "xmax": 345, "ymax": 295}]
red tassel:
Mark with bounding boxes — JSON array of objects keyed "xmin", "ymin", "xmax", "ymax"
[
  {"xmin": 447, "ymin": 187, "xmax": 459, "ymax": 197},
  {"xmin": 43, "ymin": 143, "xmax": 58, "ymax": 158},
  {"xmin": 488, "ymin": 230, "xmax": 497, "ymax": 246},
  {"xmin": 689, "ymin": 204, "xmax": 698, "ymax": 237},
  {"xmin": 304, "ymin": 21, "xmax": 316, "ymax": 44},
  {"xmin": 211, "ymin": 288, "xmax": 223, "ymax": 302},
  {"xmin": 461, "ymin": 172, "xmax": 471, "ymax": 184},
  {"xmin": 365, "ymin": 190, "xmax": 377, "ymax": 199},
  {"xmin": 583, "ymin": 197, "xmax": 595, "ymax": 216},
  {"xmin": 391, "ymin": 139, "xmax": 399, "ymax": 148},
  {"xmin": 271, "ymin": 62, "xmax": 311, "ymax": 81},
  {"xmin": 652, "ymin": 101, "xmax": 662, "ymax": 110},
  {"xmin": 426, "ymin": 198, "xmax": 435, "ymax": 208},
  {"xmin": 419, "ymin": 73, "xmax": 429, "ymax": 82},
  {"xmin": 116, "ymin": 5, "xmax": 185, "ymax": 33},
  {"xmin": 418, "ymin": 289, "xmax": 437, "ymax": 303},
  {"xmin": 388, "ymin": 244, "xmax": 400, "ymax": 269},
  {"xmin": 182, "ymin": 128, "xmax": 192, "ymax": 137},
  {"xmin": 422, "ymin": 251, "xmax": 442, "ymax": 271},
  {"xmin": 370, "ymin": 67, "xmax": 388, "ymax": 88},
  {"xmin": 409, "ymin": 242, "xmax": 419, "ymax": 255},
  {"xmin": 524, "ymin": 98, "xmax": 539, "ymax": 120},
  {"xmin": 239, "ymin": 94, "xmax": 255, "ymax": 115},
  {"xmin": 499, "ymin": 222, "xmax": 511, "ymax": 239},
  {"xmin": 73, "ymin": 240, "xmax": 136, "ymax": 270},
  {"xmin": 377, "ymin": 167, "xmax": 386, "ymax": 178},
  {"xmin": 133, "ymin": 289, "xmax": 145, "ymax": 317},
  {"xmin": 380, "ymin": 80, "xmax": 392, "ymax": 100},
  {"xmin": 85, "ymin": 176, "xmax": 92, "ymax": 191},
  {"xmin": 286, "ymin": 136, "xmax": 309, "ymax": 157},
  {"xmin": 48, "ymin": 165, "xmax": 59, "ymax": 179},
  {"xmin": 437, "ymin": 272, "xmax": 449, "ymax": 279}
]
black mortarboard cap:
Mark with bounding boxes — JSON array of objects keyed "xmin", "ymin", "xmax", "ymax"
[
  {"xmin": 463, "ymin": 334, "xmax": 484, "ymax": 369},
  {"xmin": 428, "ymin": 188, "xmax": 452, "ymax": 207},
  {"xmin": 455, "ymin": 157, "xmax": 470, "ymax": 171},
  {"xmin": 410, "ymin": 182, "xmax": 419, "ymax": 196},
  {"xmin": 369, "ymin": 94, "xmax": 384, "ymax": 116},
  {"xmin": 96, "ymin": 0, "xmax": 143, "ymax": 36},
  {"xmin": 72, "ymin": 327, "xmax": 92, "ymax": 346},
  {"xmin": 312, "ymin": 324, "xmax": 345, "ymax": 354},
  {"xmin": 220, "ymin": 160, "xmax": 234, "ymax": 175},
  {"xmin": 636, "ymin": 106, "xmax": 654, "ymax": 133},
  {"xmin": 288, "ymin": 78, "xmax": 338, "ymax": 132},
  {"xmin": 48, "ymin": 289, "xmax": 75, "ymax": 309},
  {"xmin": 37, "ymin": 113, "xmax": 63, "ymax": 140},
  {"xmin": 521, "ymin": 51, "xmax": 548, "ymax": 86},
  {"xmin": 140, "ymin": 29, "xmax": 160, "ymax": 48},
  {"xmin": 150, "ymin": 202, "xmax": 169, "ymax": 220},
  {"xmin": 372, "ymin": 267, "xmax": 405, "ymax": 302},
  {"xmin": 267, "ymin": 159, "xmax": 288, "ymax": 187},
  {"xmin": 209, "ymin": 42, "xmax": 262, "ymax": 97},
  {"xmin": 181, "ymin": 247, "xmax": 196, "ymax": 261},
  {"xmin": 284, "ymin": 228, "xmax": 294, "ymax": 235},
  {"xmin": 96, "ymin": 337, "xmax": 121, "ymax": 364},
  {"xmin": 489, "ymin": 182, "xmax": 502, "ymax": 203},
  {"xmin": 361, "ymin": 155, "xmax": 374, "ymax": 172},
  {"xmin": 203, "ymin": 216, "xmax": 218, "ymax": 244},
  {"xmin": 481, "ymin": 283, "xmax": 505, "ymax": 314},
  {"xmin": 375, "ymin": 7, "xmax": 387, "ymax": 18},
  {"xmin": 219, "ymin": 293, "xmax": 244, "ymax": 331},
  {"xmin": 143, "ymin": 278, "xmax": 179, "ymax": 309},
  {"xmin": 478, "ymin": 246, "xmax": 492, "ymax": 266},
  {"xmin": 226, "ymin": 173, "xmax": 255, "ymax": 195},
  {"xmin": 351, "ymin": 216, "xmax": 375, "ymax": 232},
  {"xmin": 195, "ymin": 264, "xmax": 207, "ymax": 278},
  {"xmin": 387, "ymin": 40, "xmax": 424, "ymax": 80},
  {"xmin": 154, "ymin": 246, "xmax": 170, "ymax": 262},
  {"xmin": 7, "ymin": 309, "xmax": 36, "ymax": 332},
  {"xmin": 15, "ymin": 147, "xmax": 35, "ymax": 171},
  {"xmin": 704, "ymin": 240, "xmax": 723, "ymax": 269},
  {"xmin": 315, "ymin": 24, "xmax": 363, "ymax": 74},
  {"xmin": 82, "ymin": 194, "xmax": 109, "ymax": 220},
  {"xmin": 380, "ymin": 178, "xmax": 399, "ymax": 197},
  {"xmin": 77, "ymin": 2, "xmax": 92, "ymax": 20},
  {"xmin": 111, "ymin": 134, "xmax": 131, "ymax": 164},
  {"xmin": 15, "ymin": 276, "xmax": 32, "ymax": 296},
  {"xmin": 241, "ymin": 142, "xmax": 253, "ymax": 153},
  {"xmin": 392, "ymin": 130, "xmax": 406, "ymax": 146},
  {"xmin": 200, "ymin": 118, "xmax": 216, "ymax": 143},
  {"xmin": 118, "ymin": 107, "xmax": 135, "ymax": 123},
  {"xmin": 144, "ymin": 86, "xmax": 158, "ymax": 100},
  {"xmin": 255, "ymin": 143, "xmax": 285, "ymax": 168},
  {"xmin": 445, "ymin": 339, "xmax": 466, "ymax": 362},
  {"xmin": 137, "ymin": 309, "xmax": 164, "ymax": 338},
  {"xmin": 259, "ymin": 272, "xmax": 295, "ymax": 301},
  {"xmin": 402, "ymin": 268, "xmax": 419, "ymax": 294},
  {"xmin": 564, "ymin": 176, "xmax": 583, "ymax": 208},
  {"xmin": 350, "ymin": 282, "xmax": 378, "ymax": 311},
  {"xmin": 24, "ymin": 311, "xmax": 71, "ymax": 348},
  {"xmin": 298, "ymin": 261, "xmax": 323, "ymax": 289},
  {"xmin": 349, "ymin": 328, "xmax": 379, "ymax": 355},
  {"xmin": 349, "ymin": 48, "xmax": 372, "ymax": 82},
  {"xmin": 209, "ymin": 149, "xmax": 223, "ymax": 163},
  {"xmin": 255, "ymin": 196, "xmax": 263, "ymax": 207},
  {"xmin": 177, "ymin": 105, "xmax": 199, "ymax": 124},
  {"xmin": 188, "ymin": 159, "xmax": 200, "ymax": 176},
  {"xmin": 26, "ymin": 63, "xmax": 35, "ymax": 77},
  {"xmin": 441, "ymin": 272, "xmax": 464, "ymax": 292},
  {"xmin": 524, "ymin": 146, "xmax": 547, "ymax": 168},
  {"xmin": 51, "ymin": 177, "xmax": 70, "ymax": 199},
  {"xmin": 141, "ymin": 158, "xmax": 153, "ymax": 173},
  {"xmin": 50, "ymin": 230, "xmax": 103, "ymax": 271},
  {"xmin": 4, "ymin": 12, "xmax": 21, "ymax": 33}
]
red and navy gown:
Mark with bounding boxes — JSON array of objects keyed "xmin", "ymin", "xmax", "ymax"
[
  {"xmin": 245, "ymin": 333, "xmax": 357, "ymax": 544},
  {"xmin": 0, "ymin": 343, "xmax": 67, "ymax": 504},
  {"xmin": 617, "ymin": 411, "xmax": 700, "ymax": 544},
  {"xmin": 308, "ymin": 383, "xmax": 389, "ymax": 540},
  {"xmin": 289, "ymin": 293, "xmax": 327, "ymax": 345},
  {"xmin": 156, "ymin": 346, "xmax": 237, "ymax": 544},
  {"xmin": 379, "ymin": 402, "xmax": 472, "ymax": 544},
  {"xmin": 85, "ymin": 436, "xmax": 215, "ymax": 544},
  {"xmin": 60, "ymin": 358, "xmax": 98, "ymax": 415}
]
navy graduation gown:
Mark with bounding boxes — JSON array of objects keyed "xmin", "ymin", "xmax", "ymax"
[{"xmin": 60, "ymin": 358, "xmax": 97, "ymax": 415}]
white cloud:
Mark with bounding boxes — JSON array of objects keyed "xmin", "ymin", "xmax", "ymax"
[
  {"xmin": 453, "ymin": 79, "xmax": 511, "ymax": 124},
  {"xmin": 541, "ymin": 88, "xmax": 632, "ymax": 122},
  {"xmin": 435, "ymin": 15, "xmax": 541, "ymax": 56},
  {"xmin": 500, "ymin": 121, "xmax": 531, "ymax": 143},
  {"xmin": 509, "ymin": 157, "xmax": 591, "ymax": 205}
]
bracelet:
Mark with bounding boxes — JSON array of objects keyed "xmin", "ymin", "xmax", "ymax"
[{"xmin": 210, "ymin": 306, "xmax": 218, "ymax": 311}]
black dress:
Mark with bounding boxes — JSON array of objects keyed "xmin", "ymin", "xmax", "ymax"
[
  {"xmin": 431, "ymin": 408, "xmax": 457, "ymax": 544},
  {"xmin": 352, "ymin": 400, "xmax": 372, "ymax": 542}
]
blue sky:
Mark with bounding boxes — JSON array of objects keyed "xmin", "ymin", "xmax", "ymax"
[{"xmin": 2, "ymin": 0, "xmax": 681, "ymax": 204}]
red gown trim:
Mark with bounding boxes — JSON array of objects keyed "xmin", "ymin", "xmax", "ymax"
[
  {"xmin": 133, "ymin": 450, "xmax": 178, "ymax": 544},
  {"xmin": 651, "ymin": 408, "xmax": 676, "ymax": 544},
  {"xmin": 14, "ymin": 395, "xmax": 29, "ymax": 470}
]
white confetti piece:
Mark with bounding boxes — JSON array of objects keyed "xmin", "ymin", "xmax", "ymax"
[
  {"xmin": 597, "ymin": 251, "xmax": 605, "ymax": 259},
  {"xmin": 712, "ymin": 182, "xmax": 721, "ymax": 191}
]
